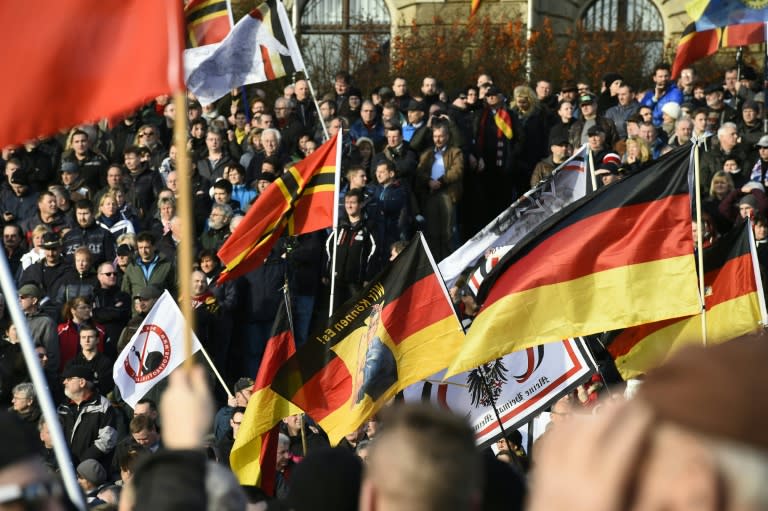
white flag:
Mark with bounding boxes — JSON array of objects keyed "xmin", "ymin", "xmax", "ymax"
[
  {"xmin": 113, "ymin": 291, "xmax": 202, "ymax": 408},
  {"xmin": 438, "ymin": 144, "xmax": 588, "ymax": 288},
  {"xmin": 402, "ymin": 339, "xmax": 596, "ymax": 448},
  {"xmin": 185, "ymin": 0, "xmax": 306, "ymax": 106}
]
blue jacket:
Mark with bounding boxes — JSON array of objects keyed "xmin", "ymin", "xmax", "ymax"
[{"xmin": 640, "ymin": 85, "xmax": 683, "ymax": 127}]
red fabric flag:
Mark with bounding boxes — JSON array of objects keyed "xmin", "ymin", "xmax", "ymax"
[
  {"xmin": 217, "ymin": 134, "xmax": 339, "ymax": 283},
  {"xmin": 185, "ymin": 0, "xmax": 232, "ymax": 48},
  {"xmin": 0, "ymin": 1, "xmax": 184, "ymax": 148},
  {"xmin": 672, "ymin": 22, "xmax": 764, "ymax": 78}
]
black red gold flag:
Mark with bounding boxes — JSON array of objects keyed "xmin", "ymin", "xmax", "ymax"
[
  {"xmin": 270, "ymin": 235, "xmax": 465, "ymax": 444},
  {"xmin": 605, "ymin": 221, "xmax": 767, "ymax": 379},
  {"xmin": 446, "ymin": 144, "xmax": 701, "ymax": 376},
  {"xmin": 231, "ymin": 297, "xmax": 301, "ymax": 487},
  {"xmin": 185, "ymin": 0, "xmax": 231, "ymax": 48}
]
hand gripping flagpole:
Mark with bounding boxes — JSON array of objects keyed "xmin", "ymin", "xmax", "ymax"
[{"xmin": 0, "ymin": 250, "xmax": 86, "ymax": 511}]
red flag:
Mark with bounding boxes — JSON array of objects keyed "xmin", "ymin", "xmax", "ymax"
[
  {"xmin": 672, "ymin": 22, "xmax": 764, "ymax": 78},
  {"xmin": 217, "ymin": 134, "xmax": 339, "ymax": 283},
  {"xmin": 0, "ymin": 1, "xmax": 184, "ymax": 148}
]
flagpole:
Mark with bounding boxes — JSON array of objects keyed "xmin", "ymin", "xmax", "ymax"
[
  {"xmin": 279, "ymin": 275, "xmax": 307, "ymax": 455},
  {"xmin": 587, "ymin": 149, "xmax": 597, "ymax": 191},
  {"xmin": 198, "ymin": 343, "xmax": 234, "ymax": 400},
  {"xmin": 304, "ymin": 75, "xmax": 329, "ymax": 141},
  {"xmin": 693, "ymin": 143, "xmax": 708, "ymax": 346},
  {"xmin": 0, "ymin": 251, "xmax": 86, "ymax": 511},
  {"xmin": 173, "ymin": 92, "xmax": 197, "ymax": 365},
  {"xmin": 764, "ymin": 23, "xmax": 768, "ymax": 133},
  {"xmin": 418, "ymin": 232, "xmax": 514, "ymax": 450},
  {"xmin": 328, "ymin": 133, "xmax": 342, "ymax": 315}
]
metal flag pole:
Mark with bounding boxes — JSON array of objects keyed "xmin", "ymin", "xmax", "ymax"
[
  {"xmin": 0, "ymin": 250, "xmax": 86, "ymax": 511},
  {"xmin": 693, "ymin": 143, "xmax": 708, "ymax": 346},
  {"xmin": 328, "ymin": 133, "xmax": 342, "ymax": 315},
  {"xmin": 304, "ymin": 74, "xmax": 329, "ymax": 141}
]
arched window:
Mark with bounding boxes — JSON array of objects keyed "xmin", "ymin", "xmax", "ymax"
[
  {"xmin": 581, "ymin": 0, "xmax": 663, "ymax": 71},
  {"xmin": 299, "ymin": 0, "xmax": 391, "ymax": 79}
]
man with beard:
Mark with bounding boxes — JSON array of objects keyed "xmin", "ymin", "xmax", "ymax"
[
  {"xmin": 58, "ymin": 365, "xmax": 117, "ymax": 466},
  {"xmin": 200, "ymin": 203, "xmax": 232, "ymax": 252}
]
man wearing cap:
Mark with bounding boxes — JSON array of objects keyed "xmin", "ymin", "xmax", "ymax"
[
  {"xmin": 59, "ymin": 160, "xmax": 92, "ymax": 202},
  {"xmin": 18, "ymin": 283, "xmax": 60, "ymax": 378},
  {"xmin": 738, "ymin": 100, "xmax": 763, "ymax": 147},
  {"xmin": 213, "ymin": 377, "xmax": 254, "ymax": 442},
  {"xmin": 640, "ymin": 63, "xmax": 683, "ymax": 127},
  {"xmin": 705, "ymin": 83, "xmax": 738, "ymax": 126},
  {"xmin": 530, "ymin": 134, "xmax": 572, "ymax": 187},
  {"xmin": 0, "ymin": 166, "xmax": 38, "ymax": 225},
  {"xmin": 749, "ymin": 135, "xmax": 768, "ymax": 185},
  {"xmin": 77, "ymin": 458, "xmax": 108, "ymax": 505},
  {"xmin": 19, "ymin": 232, "xmax": 71, "ymax": 307},
  {"xmin": 569, "ymin": 92, "xmax": 619, "ymax": 149},
  {"xmin": 472, "ymin": 85, "xmax": 522, "ymax": 230},
  {"xmin": 402, "ymin": 100, "xmax": 430, "ymax": 153},
  {"xmin": 604, "ymin": 82, "xmax": 640, "ymax": 140},
  {"xmin": 594, "ymin": 161, "xmax": 622, "ymax": 187},
  {"xmin": 58, "ymin": 365, "xmax": 118, "ymax": 465}
]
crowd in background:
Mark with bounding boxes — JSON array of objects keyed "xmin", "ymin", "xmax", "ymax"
[{"xmin": 1, "ymin": 59, "xmax": 768, "ymax": 509}]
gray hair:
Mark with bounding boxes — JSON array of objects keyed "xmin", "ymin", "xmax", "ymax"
[
  {"xmin": 278, "ymin": 433, "xmax": 290, "ymax": 448},
  {"xmin": 717, "ymin": 122, "xmax": 738, "ymax": 138},
  {"xmin": 261, "ymin": 128, "xmax": 282, "ymax": 145},
  {"xmin": 205, "ymin": 461, "xmax": 247, "ymax": 511},
  {"xmin": 12, "ymin": 382, "xmax": 35, "ymax": 400},
  {"xmin": 211, "ymin": 202, "xmax": 233, "ymax": 220}
]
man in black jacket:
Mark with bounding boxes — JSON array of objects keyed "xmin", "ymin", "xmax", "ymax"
[
  {"xmin": 92, "ymin": 261, "xmax": 131, "ymax": 359},
  {"xmin": 61, "ymin": 199, "xmax": 116, "ymax": 266}
]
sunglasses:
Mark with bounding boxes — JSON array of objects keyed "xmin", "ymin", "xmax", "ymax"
[{"xmin": 100, "ymin": 272, "xmax": 117, "ymax": 276}]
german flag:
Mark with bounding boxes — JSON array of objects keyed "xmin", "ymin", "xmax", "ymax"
[
  {"xmin": 605, "ymin": 222, "xmax": 767, "ymax": 380},
  {"xmin": 269, "ymin": 235, "xmax": 465, "ymax": 445},
  {"xmin": 230, "ymin": 297, "xmax": 301, "ymax": 488},
  {"xmin": 446, "ymin": 144, "xmax": 701, "ymax": 377},
  {"xmin": 495, "ymin": 109, "xmax": 514, "ymax": 140},
  {"xmin": 217, "ymin": 134, "xmax": 339, "ymax": 283},
  {"xmin": 672, "ymin": 22, "xmax": 764, "ymax": 78},
  {"xmin": 185, "ymin": 0, "xmax": 232, "ymax": 48}
]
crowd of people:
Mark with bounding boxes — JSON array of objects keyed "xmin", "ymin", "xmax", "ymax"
[{"xmin": 0, "ymin": 59, "xmax": 767, "ymax": 509}]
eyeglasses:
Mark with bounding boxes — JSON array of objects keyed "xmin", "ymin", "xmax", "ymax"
[{"xmin": 100, "ymin": 272, "xmax": 117, "ymax": 276}]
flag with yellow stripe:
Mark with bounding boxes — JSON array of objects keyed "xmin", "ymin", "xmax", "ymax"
[
  {"xmin": 231, "ymin": 297, "xmax": 301, "ymax": 488},
  {"xmin": 185, "ymin": 0, "xmax": 232, "ymax": 48},
  {"xmin": 269, "ymin": 234, "xmax": 465, "ymax": 445},
  {"xmin": 494, "ymin": 108, "xmax": 514, "ymax": 140},
  {"xmin": 446, "ymin": 144, "xmax": 701, "ymax": 377},
  {"xmin": 605, "ymin": 221, "xmax": 767, "ymax": 380},
  {"xmin": 686, "ymin": 0, "xmax": 768, "ymax": 31},
  {"xmin": 217, "ymin": 134, "xmax": 339, "ymax": 283}
]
